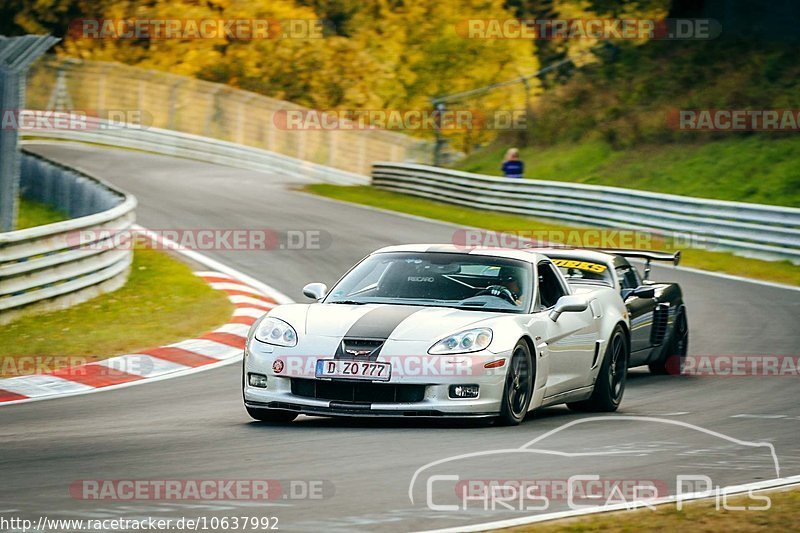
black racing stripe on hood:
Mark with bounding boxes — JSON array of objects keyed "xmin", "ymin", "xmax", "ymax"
[
  {"xmin": 343, "ymin": 305, "xmax": 422, "ymax": 339},
  {"xmin": 334, "ymin": 305, "xmax": 423, "ymax": 360}
]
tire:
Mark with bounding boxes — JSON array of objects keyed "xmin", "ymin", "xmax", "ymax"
[
  {"xmin": 648, "ymin": 308, "xmax": 688, "ymax": 375},
  {"xmin": 246, "ymin": 406, "xmax": 298, "ymax": 423},
  {"xmin": 498, "ymin": 340, "xmax": 534, "ymax": 426},
  {"xmin": 568, "ymin": 325, "xmax": 628, "ymax": 412}
]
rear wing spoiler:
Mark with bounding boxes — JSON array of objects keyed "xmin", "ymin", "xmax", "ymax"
[
  {"xmin": 595, "ymin": 249, "xmax": 681, "ymax": 266},
  {"xmin": 594, "ymin": 248, "xmax": 681, "ymax": 281}
]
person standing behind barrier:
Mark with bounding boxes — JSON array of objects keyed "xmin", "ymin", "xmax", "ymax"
[{"xmin": 501, "ymin": 148, "xmax": 524, "ymax": 178}]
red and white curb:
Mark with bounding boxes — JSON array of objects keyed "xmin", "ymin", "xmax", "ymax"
[{"xmin": 0, "ymin": 271, "xmax": 276, "ymax": 406}]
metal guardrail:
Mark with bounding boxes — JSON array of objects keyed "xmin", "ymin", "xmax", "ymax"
[
  {"xmin": 371, "ymin": 162, "xmax": 800, "ymax": 263},
  {"xmin": 21, "ymin": 115, "xmax": 369, "ymax": 185},
  {"xmin": 0, "ymin": 151, "xmax": 136, "ymax": 322}
]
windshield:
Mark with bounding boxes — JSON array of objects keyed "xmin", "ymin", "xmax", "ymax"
[
  {"xmin": 326, "ymin": 252, "xmax": 533, "ymax": 313},
  {"xmin": 550, "ymin": 257, "xmax": 614, "ymax": 287}
]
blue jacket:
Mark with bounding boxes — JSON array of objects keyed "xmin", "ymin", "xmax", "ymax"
[{"xmin": 502, "ymin": 160, "xmax": 524, "ymax": 178}]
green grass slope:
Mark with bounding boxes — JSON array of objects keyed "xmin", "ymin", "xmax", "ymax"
[
  {"xmin": 455, "ymin": 39, "xmax": 800, "ymax": 207},
  {"xmin": 456, "ymin": 137, "xmax": 800, "ymax": 206}
]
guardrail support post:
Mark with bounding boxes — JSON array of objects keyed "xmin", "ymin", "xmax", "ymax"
[{"xmin": 0, "ymin": 34, "xmax": 59, "ymax": 232}]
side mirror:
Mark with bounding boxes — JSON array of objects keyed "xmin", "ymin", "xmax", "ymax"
[
  {"xmin": 549, "ymin": 295, "xmax": 589, "ymax": 322},
  {"xmin": 303, "ymin": 282, "xmax": 328, "ymax": 301},
  {"xmin": 626, "ymin": 285, "xmax": 655, "ymax": 299}
]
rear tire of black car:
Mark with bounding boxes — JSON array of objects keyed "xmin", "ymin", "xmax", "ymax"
[
  {"xmin": 246, "ymin": 407, "xmax": 298, "ymax": 423},
  {"xmin": 648, "ymin": 308, "xmax": 688, "ymax": 375},
  {"xmin": 568, "ymin": 325, "xmax": 628, "ymax": 412},
  {"xmin": 498, "ymin": 340, "xmax": 534, "ymax": 426}
]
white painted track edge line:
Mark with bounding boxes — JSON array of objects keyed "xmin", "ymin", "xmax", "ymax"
[
  {"xmin": 133, "ymin": 224, "xmax": 295, "ymax": 304},
  {"xmin": 296, "ymin": 191, "xmax": 800, "ymax": 292},
  {"xmin": 0, "ymin": 356, "xmax": 242, "ymax": 406},
  {"xmin": 413, "ymin": 475, "xmax": 800, "ymax": 533},
  {"xmin": 670, "ymin": 264, "xmax": 800, "ymax": 291}
]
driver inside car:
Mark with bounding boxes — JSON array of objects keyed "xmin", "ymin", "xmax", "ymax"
[{"xmin": 482, "ymin": 266, "xmax": 523, "ymax": 306}]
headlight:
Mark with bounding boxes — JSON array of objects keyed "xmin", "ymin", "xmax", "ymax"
[
  {"xmin": 254, "ymin": 317, "xmax": 298, "ymax": 347},
  {"xmin": 429, "ymin": 328, "xmax": 492, "ymax": 354}
]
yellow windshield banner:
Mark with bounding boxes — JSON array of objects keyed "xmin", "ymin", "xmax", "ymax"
[{"xmin": 552, "ymin": 259, "xmax": 607, "ymax": 273}]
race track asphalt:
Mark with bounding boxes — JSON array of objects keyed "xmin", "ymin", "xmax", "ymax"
[{"xmin": 1, "ymin": 142, "xmax": 798, "ymax": 532}]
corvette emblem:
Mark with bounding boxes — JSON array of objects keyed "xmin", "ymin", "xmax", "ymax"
[{"xmin": 345, "ymin": 349, "xmax": 372, "ymax": 357}]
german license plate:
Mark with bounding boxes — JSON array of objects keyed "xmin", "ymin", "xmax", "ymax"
[{"xmin": 315, "ymin": 359, "xmax": 391, "ymax": 381}]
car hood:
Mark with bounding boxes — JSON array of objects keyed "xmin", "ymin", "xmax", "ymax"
[{"xmin": 272, "ymin": 303, "xmax": 503, "ymax": 342}]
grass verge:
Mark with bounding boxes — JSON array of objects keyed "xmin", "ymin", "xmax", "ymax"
[
  {"xmin": 0, "ymin": 247, "xmax": 234, "ymax": 377},
  {"xmin": 454, "ymin": 138, "xmax": 800, "ymax": 207},
  {"xmin": 501, "ymin": 487, "xmax": 800, "ymax": 532},
  {"xmin": 304, "ymin": 184, "xmax": 799, "ymax": 286},
  {"xmin": 15, "ymin": 197, "xmax": 68, "ymax": 230}
]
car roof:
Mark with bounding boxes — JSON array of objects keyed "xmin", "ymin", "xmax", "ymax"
[{"xmin": 372, "ymin": 244, "xmax": 550, "ymax": 264}]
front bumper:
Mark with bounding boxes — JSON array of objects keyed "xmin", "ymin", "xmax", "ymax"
[
  {"xmin": 244, "ymin": 400, "xmax": 498, "ymax": 418},
  {"xmin": 243, "ymin": 339, "xmax": 510, "ymax": 418}
]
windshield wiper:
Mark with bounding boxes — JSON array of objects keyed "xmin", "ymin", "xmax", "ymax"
[
  {"xmin": 328, "ymin": 300, "xmax": 367, "ymax": 305},
  {"xmin": 454, "ymin": 305, "xmax": 517, "ymax": 313}
]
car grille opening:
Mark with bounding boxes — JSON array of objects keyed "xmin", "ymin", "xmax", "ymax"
[
  {"xmin": 338, "ymin": 338, "xmax": 385, "ymax": 359},
  {"xmin": 291, "ymin": 378, "xmax": 425, "ymax": 403}
]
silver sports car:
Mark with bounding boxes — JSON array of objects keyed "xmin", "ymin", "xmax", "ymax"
[{"xmin": 243, "ymin": 245, "xmax": 630, "ymax": 425}]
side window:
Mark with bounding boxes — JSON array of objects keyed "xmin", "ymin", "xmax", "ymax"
[
  {"xmin": 537, "ymin": 262, "xmax": 567, "ymax": 309},
  {"xmin": 630, "ymin": 265, "xmax": 643, "ymax": 286},
  {"xmin": 615, "ymin": 266, "xmax": 639, "ymax": 291}
]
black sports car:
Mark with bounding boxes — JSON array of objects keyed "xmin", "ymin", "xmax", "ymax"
[{"xmin": 537, "ymin": 248, "xmax": 688, "ymax": 374}]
